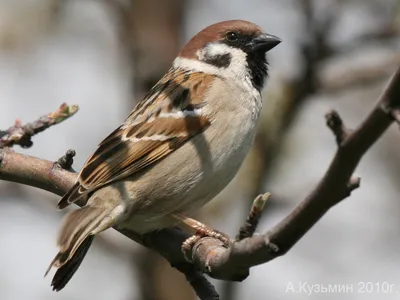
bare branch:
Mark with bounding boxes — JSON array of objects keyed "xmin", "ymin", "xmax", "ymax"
[
  {"xmin": 188, "ymin": 66, "xmax": 400, "ymax": 280},
  {"xmin": 0, "ymin": 67, "xmax": 400, "ymax": 294},
  {"xmin": 0, "ymin": 149, "xmax": 213, "ymax": 299},
  {"xmin": 175, "ymin": 263, "xmax": 220, "ymax": 300},
  {"xmin": 0, "ymin": 148, "xmax": 77, "ymax": 199},
  {"xmin": 0, "ymin": 103, "xmax": 78, "ymax": 148}
]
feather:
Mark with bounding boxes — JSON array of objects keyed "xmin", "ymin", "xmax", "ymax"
[
  {"xmin": 50, "ymin": 236, "xmax": 94, "ymax": 291},
  {"xmin": 57, "ymin": 70, "xmax": 215, "ymax": 209},
  {"xmin": 45, "ymin": 207, "xmax": 110, "ymax": 279}
]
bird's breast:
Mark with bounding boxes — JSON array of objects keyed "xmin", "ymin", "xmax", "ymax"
[{"xmin": 120, "ymin": 82, "xmax": 262, "ymax": 231}]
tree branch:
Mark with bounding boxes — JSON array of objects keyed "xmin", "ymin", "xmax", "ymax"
[
  {"xmin": 0, "ymin": 148, "xmax": 218, "ymax": 299},
  {"xmin": 0, "ymin": 66, "xmax": 400, "ymax": 295},
  {"xmin": 0, "ymin": 103, "xmax": 78, "ymax": 148},
  {"xmin": 189, "ymin": 66, "xmax": 400, "ymax": 280}
]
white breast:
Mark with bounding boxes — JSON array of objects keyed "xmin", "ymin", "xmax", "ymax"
[{"xmin": 178, "ymin": 78, "xmax": 262, "ymax": 213}]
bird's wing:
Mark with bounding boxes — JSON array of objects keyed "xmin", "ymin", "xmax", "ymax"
[{"xmin": 57, "ymin": 70, "xmax": 216, "ymax": 209}]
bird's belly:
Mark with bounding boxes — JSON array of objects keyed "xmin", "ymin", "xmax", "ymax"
[
  {"xmin": 120, "ymin": 111, "xmax": 257, "ymax": 233},
  {"xmin": 181, "ymin": 135, "xmax": 252, "ymax": 213}
]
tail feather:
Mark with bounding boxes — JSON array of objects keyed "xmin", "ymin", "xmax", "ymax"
[
  {"xmin": 57, "ymin": 182, "xmax": 89, "ymax": 210},
  {"xmin": 45, "ymin": 206, "xmax": 110, "ymax": 290},
  {"xmin": 51, "ymin": 236, "xmax": 94, "ymax": 291},
  {"xmin": 57, "ymin": 206, "xmax": 106, "ymax": 252}
]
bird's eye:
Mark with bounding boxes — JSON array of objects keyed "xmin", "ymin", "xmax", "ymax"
[{"xmin": 225, "ymin": 31, "xmax": 239, "ymax": 42}]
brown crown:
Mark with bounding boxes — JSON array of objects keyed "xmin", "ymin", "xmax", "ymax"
[{"xmin": 179, "ymin": 20, "xmax": 264, "ymax": 59}]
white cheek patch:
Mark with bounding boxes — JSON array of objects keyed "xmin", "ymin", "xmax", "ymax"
[
  {"xmin": 173, "ymin": 57, "xmax": 220, "ymax": 75},
  {"xmin": 174, "ymin": 42, "xmax": 250, "ymax": 81},
  {"xmin": 196, "ymin": 43, "xmax": 231, "ymax": 61},
  {"xmin": 198, "ymin": 43, "xmax": 234, "ymax": 57},
  {"xmin": 196, "ymin": 43, "xmax": 249, "ymax": 78},
  {"xmin": 173, "ymin": 42, "xmax": 261, "ymax": 100}
]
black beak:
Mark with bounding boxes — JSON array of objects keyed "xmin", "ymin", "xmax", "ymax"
[{"xmin": 250, "ymin": 33, "xmax": 281, "ymax": 52}]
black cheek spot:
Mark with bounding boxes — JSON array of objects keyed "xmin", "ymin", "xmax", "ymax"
[{"xmin": 203, "ymin": 53, "xmax": 232, "ymax": 68}]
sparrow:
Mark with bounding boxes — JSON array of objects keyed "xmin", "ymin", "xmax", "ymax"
[{"xmin": 45, "ymin": 19, "xmax": 281, "ymax": 291}]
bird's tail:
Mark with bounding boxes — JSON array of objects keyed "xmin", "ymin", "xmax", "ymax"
[
  {"xmin": 50, "ymin": 235, "xmax": 94, "ymax": 291},
  {"xmin": 45, "ymin": 206, "xmax": 111, "ymax": 291}
]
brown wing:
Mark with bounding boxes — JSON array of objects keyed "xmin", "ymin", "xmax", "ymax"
[{"xmin": 57, "ymin": 70, "xmax": 215, "ymax": 209}]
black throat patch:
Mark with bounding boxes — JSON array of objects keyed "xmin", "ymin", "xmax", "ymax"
[{"xmin": 246, "ymin": 52, "xmax": 268, "ymax": 92}]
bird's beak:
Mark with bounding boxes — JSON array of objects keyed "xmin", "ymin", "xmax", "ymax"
[{"xmin": 250, "ymin": 33, "xmax": 281, "ymax": 52}]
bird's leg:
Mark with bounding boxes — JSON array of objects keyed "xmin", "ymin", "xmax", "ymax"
[{"xmin": 171, "ymin": 213, "xmax": 233, "ymax": 262}]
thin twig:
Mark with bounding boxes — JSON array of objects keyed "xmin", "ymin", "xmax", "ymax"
[
  {"xmin": 236, "ymin": 193, "xmax": 270, "ymax": 241},
  {"xmin": 0, "ymin": 103, "xmax": 78, "ymax": 148},
  {"xmin": 325, "ymin": 110, "xmax": 352, "ymax": 146}
]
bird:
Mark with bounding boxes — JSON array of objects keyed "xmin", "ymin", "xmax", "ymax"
[{"xmin": 45, "ymin": 19, "xmax": 281, "ymax": 291}]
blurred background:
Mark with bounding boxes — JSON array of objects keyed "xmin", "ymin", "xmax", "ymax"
[{"xmin": 0, "ymin": 0, "xmax": 399, "ymax": 299}]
